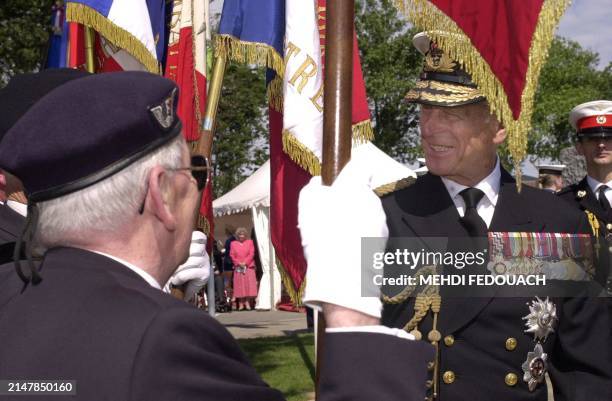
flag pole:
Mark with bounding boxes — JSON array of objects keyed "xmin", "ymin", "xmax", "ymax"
[
  {"xmin": 195, "ymin": 52, "xmax": 226, "ymax": 158},
  {"xmin": 316, "ymin": 0, "xmax": 354, "ymax": 399},
  {"xmin": 84, "ymin": 26, "xmax": 96, "ymax": 73}
]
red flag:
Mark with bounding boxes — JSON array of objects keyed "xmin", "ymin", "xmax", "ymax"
[
  {"xmin": 395, "ymin": 0, "xmax": 570, "ymax": 180},
  {"xmin": 164, "ymin": 0, "xmax": 212, "ymax": 250}
]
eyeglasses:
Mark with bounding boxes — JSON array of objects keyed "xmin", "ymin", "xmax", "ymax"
[
  {"xmin": 138, "ymin": 155, "xmax": 210, "ymax": 214},
  {"xmin": 168, "ymin": 155, "xmax": 209, "ymax": 191}
]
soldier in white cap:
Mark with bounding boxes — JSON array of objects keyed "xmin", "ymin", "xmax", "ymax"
[
  {"xmin": 558, "ymin": 100, "xmax": 612, "ymax": 292},
  {"xmin": 536, "ymin": 164, "xmax": 565, "ymax": 193}
]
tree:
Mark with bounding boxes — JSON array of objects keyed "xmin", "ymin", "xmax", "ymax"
[
  {"xmin": 212, "ymin": 63, "xmax": 268, "ymax": 197},
  {"xmin": 526, "ymin": 37, "xmax": 612, "ymax": 160},
  {"xmin": 0, "ymin": 0, "xmax": 54, "ymax": 86},
  {"xmin": 355, "ymin": 0, "xmax": 422, "ymax": 162}
]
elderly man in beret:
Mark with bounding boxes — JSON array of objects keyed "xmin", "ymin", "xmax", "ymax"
[{"xmin": 0, "ymin": 71, "xmax": 433, "ymax": 401}]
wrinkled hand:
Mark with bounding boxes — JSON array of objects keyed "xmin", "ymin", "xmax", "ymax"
[{"xmin": 299, "ymin": 154, "xmax": 389, "ymax": 321}]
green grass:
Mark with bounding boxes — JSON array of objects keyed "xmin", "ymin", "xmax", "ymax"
[{"xmin": 238, "ymin": 333, "xmax": 315, "ymax": 401}]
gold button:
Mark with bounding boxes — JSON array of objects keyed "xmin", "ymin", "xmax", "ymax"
[
  {"xmin": 505, "ymin": 373, "xmax": 518, "ymax": 386},
  {"xmin": 425, "ymin": 380, "xmax": 433, "ymax": 389},
  {"xmin": 444, "ymin": 335, "xmax": 455, "ymax": 347},
  {"xmin": 505, "ymin": 337, "xmax": 518, "ymax": 351},
  {"xmin": 427, "ymin": 361, "xmax": 435, "ymax": 371},
  {"xmin": 443, "ymin": 370, "xmax": 455, "ymax": 384},
  {"xmin": 606, "ymin": 223, "xmax": 612, "ymax": 231}
]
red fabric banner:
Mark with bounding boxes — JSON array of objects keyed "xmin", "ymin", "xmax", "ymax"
[{"xmin": 429, "ymin": 0, "xmax": 544, "ymax": 119}]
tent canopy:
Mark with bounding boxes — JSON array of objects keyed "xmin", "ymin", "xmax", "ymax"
[{"xmin": 213, "ymin": 160, "xmax": 270, "ymax": 217}]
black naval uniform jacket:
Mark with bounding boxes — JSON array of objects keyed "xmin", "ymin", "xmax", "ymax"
[
  {"xmin": 0, "ymin": 203, "xmax": 26, "ymax": 265},
  {"xmin": 0, "ymin": 247, "xmax": 434, "ymax": 401},
  {"xmin": 381, "ymin": 171, "xmax": 612, "ymax": 401},
  {"xmin": 558, "ymin": 177, "xmax": 612, "ymax": 292},
  {"xmin": 0, "ymin": 203, "xmax": 25, "ymax": 244}
]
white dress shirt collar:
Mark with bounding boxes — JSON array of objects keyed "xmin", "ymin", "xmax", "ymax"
[
  {"xmin": 6, "ymin": 200, "xmax": 27, "ymax": 217},
  {"xmin": 440, "ymin": 158, "xmax": 501, "ymax": 227},
  {"xmin": 586, "ymin": 176, "xmax": 612, "ymax": 201},
  {"xmin": 90, "ymin": 250, "xmax": 162, "ymax": 289}
]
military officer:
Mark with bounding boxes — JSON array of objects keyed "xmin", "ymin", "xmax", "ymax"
[
  {"xmin": 536, "ymin": 164, "xmax": 565, "ymax": 193},
  {"xmin": 381, "ymin": 32, "xmax": 612, "ymax": 401},
  {"xmin": 558, "ymin": 100, "xmax": 612, "ymax": 293}
]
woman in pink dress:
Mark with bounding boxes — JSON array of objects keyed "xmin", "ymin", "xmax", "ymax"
[{"xmin": 230, "ymin": 227, "xmax": 258, "ymax": 310}]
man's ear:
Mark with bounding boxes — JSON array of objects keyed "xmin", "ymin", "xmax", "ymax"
[
  {"xmin": 492, "ymin": 125, "xmax": 507, "ymax": 146},
  {"xmin": 146, "ymin": 166, "xmax": 177, "ymax": 231}
]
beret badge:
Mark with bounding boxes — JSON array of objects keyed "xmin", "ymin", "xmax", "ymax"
[{"xmin": 150, "ymin": 88, "xmax": 177, "ymax": 129}]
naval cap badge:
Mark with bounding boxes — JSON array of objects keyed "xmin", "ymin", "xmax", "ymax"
[
  {"xmin": 522, "ymin": 343, "xmax": 548, "ymax": 391},
  {"xmin": 523, "ymin": 297, "xmax": 557, "ymax": 342},
  {"xmin": 150, "ymin": 87, "xmax": 177, "ymax": 129}
]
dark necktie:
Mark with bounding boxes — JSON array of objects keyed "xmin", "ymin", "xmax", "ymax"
[
  {"xmin": 459, "ymin": 187, "xmax": 488, "ymax": 238},
  {"xmin": 598, "ymin": 185, "xmax": 612, "ymax": 221}
]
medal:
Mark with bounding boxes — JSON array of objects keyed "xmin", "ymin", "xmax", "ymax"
[
  {"xmin": 522, "ymin": 343, "xmax": 548, "ymax": 392},
  {"xmin": 523, "ymin": 297, "xmax": 557, "ymax": 342}
]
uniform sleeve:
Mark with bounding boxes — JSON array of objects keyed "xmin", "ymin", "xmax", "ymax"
[
  {"xmin": 549, "ymin": 296, "xmax": 612, "ymax": 401},
  {"xmin": 129, "ymin": 307, "xmax": 285, "ymax": 401},
  {"xmin": 318, "ymin": 332, "xmax": 435, "ymax": 401}
]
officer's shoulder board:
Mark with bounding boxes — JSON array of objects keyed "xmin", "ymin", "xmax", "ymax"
[{"xmin": 375, "ymin": 176, "xmax": 417, "ymax": 197}]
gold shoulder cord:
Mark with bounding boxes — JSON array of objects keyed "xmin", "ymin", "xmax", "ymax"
[
  {"xmin": 585, "ymin": 211, "xmax": 601, "ymax": 256},
  {"xmin": 382, "ymin": 275, "xmax": 441, "ymax": 400}
]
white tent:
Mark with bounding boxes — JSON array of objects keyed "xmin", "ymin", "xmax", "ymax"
[{"xmin": 213, "ymin": 161, "xmax": 282, "ymax": 310}]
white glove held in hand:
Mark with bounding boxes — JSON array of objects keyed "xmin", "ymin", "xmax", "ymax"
[
  {"xmin": 299, "ymin": 154, "xmax": 389, "ymax": 318},
  {"xmin": 164, "ymin": 231, "xmax": 211, "ymax": 301}
]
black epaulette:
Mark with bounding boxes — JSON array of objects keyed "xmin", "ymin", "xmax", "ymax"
[{"xmin": 557, "ymin": 183, "xmax": 579, "ymax": 197}]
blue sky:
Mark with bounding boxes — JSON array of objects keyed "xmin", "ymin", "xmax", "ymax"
[{"xmin": 557, "ymin": 0, "xmax": 612, "ymax": 69}]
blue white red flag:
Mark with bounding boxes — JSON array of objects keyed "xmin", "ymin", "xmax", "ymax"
[{"xmin": 64, "ymin": 0, "xmax": 168, "ymax": 73}]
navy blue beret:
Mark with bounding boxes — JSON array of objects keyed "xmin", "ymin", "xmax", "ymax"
[
  {"xmin": 0, "ymin": 68, "xmax": 91, "ymax": 141},
  {"xmin": 0, "ymin": 71, "xmax": 182, "ymax": 202}
]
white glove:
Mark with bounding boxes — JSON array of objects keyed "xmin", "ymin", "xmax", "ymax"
[
  {"xmin": 299, "ymin": 154, "xmax": 389, "ymax": 319},
  {"xmin": 164, "ymin": 231, "xmax": 211, "ymax": 301}
]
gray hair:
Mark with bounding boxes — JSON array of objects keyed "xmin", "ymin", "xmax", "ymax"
[{"xmin": 35, "ymin": 135, "xmax": 185, "ymax": 249}]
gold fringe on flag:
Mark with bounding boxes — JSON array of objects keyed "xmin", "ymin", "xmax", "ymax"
[
  {"xmin": 275, "ymin": 254, "xmax": 306, "ymax": 307},
  {"xmin": 392, "ymin": 0, "xmax": 570, "ymax": 188},
  {"xmin": 197, "ymin": 214, "xmax": 211, "ymax": 236},
  {"xmin": 66, "ymin": 3, "xmax": 161, "ymax": 74},
  {"xmin": 267, "ymin": 75, "xmax": 284, "ymax": 113},
  {"xmin": 282, "ymin": 130, "xmax": 322, "ymax": 176},
  {"xmin": 351, "ymin": 119, "xmax": 375, "ymax": 143},
  {"xmin": 374, "ymin": 176, "xmax": 416, "ymax": 197},
  {"xmin": 214, "ymin": 34, "xmax": 285, "ymax": 77}
]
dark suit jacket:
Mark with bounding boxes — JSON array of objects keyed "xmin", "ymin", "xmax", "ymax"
[
  {"xmin": 0, "ymin": 247, "xmax": 434, "ymax": 401},
  {"xmin": 381, "ymin": 171, "xmax": 612, "ymax": 401},
  {"xmin": 0, "ymin": 203, "xmax": 25, "ymax": 244},
  {"xmin": 558, "ymin": 177, "xmax": 612, "ymax": 289}
]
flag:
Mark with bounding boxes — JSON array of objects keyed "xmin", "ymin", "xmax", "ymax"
[
  {"xmin": 217, "ymin": 0, "xmax": 414, "ymax": 305},
  {"xmin": 165, "ymin": 0, "xmax": 213, "ymax": 251},
  {"xmin": 394, "ymin": 0, "xmax": 571, "ymax": 183},
  {"xmin": 45, "ymin": 2, "xmax": 69, "ymax": 68},
  {"xmin": 64, "ymin": 0, "xmax": 168, "ymax": 73}
]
